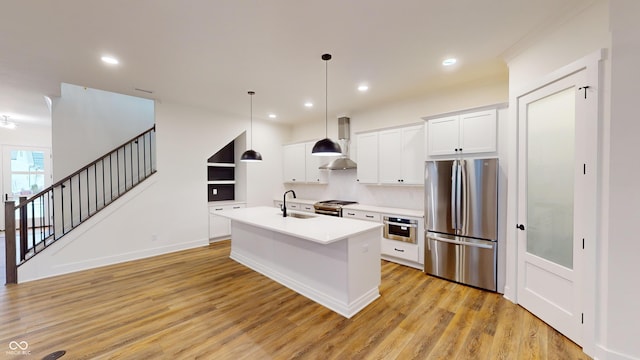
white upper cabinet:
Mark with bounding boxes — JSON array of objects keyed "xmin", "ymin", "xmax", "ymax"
[
  {"xmin": 459, "ymin": 110, "xmax": 497, "ymax": 154},
  {"xmin": 379, "ymin": 124, "xmax": 424, "ymax": 184},
  {"xmin": 356, "ymin": 132, "xmax": 379, "ymax": 184},
  {"xmin": 427, "ymin": 109, "xmax": 497, "ymax": 156},
  {"xmin": 283, "ymin": 141, "xmax": 330, "ymax": 184},
  {"xmin": 282, "ymin": 143, "xmax": 306, "ymax": 183},
  {"xmin": 378, "ymin": 129, "xmax": 402, "ymax": 183},
  {"xmin": 357, "ymin": 123, "xmax": 424, "ymax": 185},
  {"xmin": 426, "ymin": 115, "xmax": 459, "ymax": 156},
  {"xmin": 305, "ymin": 142, "xmax": 327, "ymax": 183}
]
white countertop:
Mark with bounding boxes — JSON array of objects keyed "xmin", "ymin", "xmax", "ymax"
[{"xmin": 216, "ymin": 206, "xmax": 382, "ymax": 245}]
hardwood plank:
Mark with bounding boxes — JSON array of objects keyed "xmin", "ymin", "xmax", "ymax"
[{"xmin": 0, "ymin": 240, "xmax": 590, "ymax": 359}]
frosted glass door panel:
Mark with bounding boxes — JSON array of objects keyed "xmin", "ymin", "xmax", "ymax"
[{"xmin": 526, "ymin": 87, "xmax": 575, "ymax": 269}]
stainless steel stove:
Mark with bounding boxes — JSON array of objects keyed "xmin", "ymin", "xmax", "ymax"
[{"xmin": 313, "ymin": 200, "xmax": 358, "ymax": 217}]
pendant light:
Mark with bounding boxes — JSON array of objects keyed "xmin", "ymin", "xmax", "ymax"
[
  {"xmin": 240, "ymin": 91, "xmax": 263, "ymax": 162},
  {"xmin": 311, "ymin": 53, "xmax": 342, "ymax": 156}
]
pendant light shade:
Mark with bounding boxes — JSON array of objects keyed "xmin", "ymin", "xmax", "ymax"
[
  {"xmin": 240, "ymin": 91, "xmax": 263, "ymax": 162},
  {"xmin": 240, "ymin": 149, "xmax": 262, "ymax": 162},
  {"xmin": 312, "ymin": 53, "xmax": 342, "ymax": 156},
  {"xmin": 311, "ymin": 138, "xmax": 342, "ymax": 155}
]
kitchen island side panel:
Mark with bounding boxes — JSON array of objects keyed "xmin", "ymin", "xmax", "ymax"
[{"xmin": 229, "ymin": 221, "xmax": 380, "ymax": 318}]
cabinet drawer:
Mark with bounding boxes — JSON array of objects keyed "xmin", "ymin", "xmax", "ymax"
[
  {"xmin": 209, "ymin": 203, "xmax": 246, "ymax": 214},
  {"xmin": 343, "ymin": 210, "xmax": 381, "ymax": 222},
  {"xmin": 299, "ymin": 204, "xmax": 315, "ymax": 213},
  {"xmin": 381, "ymin": 239, "xmax": 419, "ymax": 262}
]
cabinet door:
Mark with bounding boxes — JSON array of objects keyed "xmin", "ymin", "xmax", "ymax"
[
  {"xmin": 400, "ymin": 125, "xmax": 424, "ymax": 184},
  {"xmin": 356, "ymin": 132, "xmax": 379, "ymax": 184},
  {"xmin": 378, "ymin": 129, "xmax": 403, "ymax": 184},
  {"xmin": 427, "ymin": 115, "xmax": 459, "ymax": 156},
  {"xmin": 282, "ymin": 143, "xmax": 306, "ymax": 183},
  {"xmin": 459, "ymin": 109, "xmax": 497, "ymax": 154},
  {"xmin": 209, "ymin": 206, "xmax": 231, "ymax": 239},
  {"xmin": 209, "ymin": 204, "xmax": 245, "ymax": 240},
  {"xmin": 305, "ymin": 142, "xmax": 330, "ymax": 183}
]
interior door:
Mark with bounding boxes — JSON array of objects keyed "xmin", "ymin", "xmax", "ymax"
[
  {"xmin": 516, "ymin": 70, "xmax": 590, "ymax": 345},
  {"xmin": 1, "ymin": 146, "xmax": 51, "ymax": 230}
]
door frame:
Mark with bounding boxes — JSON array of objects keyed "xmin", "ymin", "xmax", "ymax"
[{"xmin": 505, "ymin": 49, "xmax": 603, "ymax": 355}]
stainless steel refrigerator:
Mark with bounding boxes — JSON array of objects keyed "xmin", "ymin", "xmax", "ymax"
[{"xmin": 424, "ymin": 158, "xmax": 498, "ymax": 291}]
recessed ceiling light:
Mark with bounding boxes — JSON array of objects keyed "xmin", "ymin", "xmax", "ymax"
[
  {"xmin": 0, "ymin": 115, "xmax": 16, "ymax": 129},
  {"xmin": 101, "ymin": 56, "xmax": 119, "ymax": 65},
  {"xmin": 442, "ymin": 58, "xmax": 457, "ymax": 66},
  {"xmin": 268, "ymin": 114, "xmax": 277, "ymax": 119},
  {"xmin": 304, "ymin": 102, "xmax": 313, "ymax": 108},
  {"xmin": 358, "ymin": 84, "xmax": 369, "ymax": 92}
]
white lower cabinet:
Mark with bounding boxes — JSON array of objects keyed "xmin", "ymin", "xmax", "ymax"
[
  {"xmin": 343, "ymin": 209, "xmax": 380, "ymax": 222},
  {"xmin": 344, "ymin": 208, "xmax": 423, "ymax": 269},
  {"xmin": 381, "ymin": 239, "xmax": 420, "ymax": 263},
  {"xmin": 273, "ymin": 200, "xmax": 315, "ymax": 213},
  {"xmin": 209, "ymin": 203, "xmax": 246, "ymax": 240}
]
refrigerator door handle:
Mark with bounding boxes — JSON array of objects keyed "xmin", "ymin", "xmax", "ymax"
[
  {"xmin": 427, "ymin": 234, "xmax": 494, "ymax": 249},
  {"xmin": 455, "ymin": 160, "xmax": 462, "ymax": 231},
  {"xmin": 459, "ymin": 159, "xmax": 467, "ymax": 233},
  {"xmin": 450, "ymin": 160, "xmax": 458, "ymax": 230}
]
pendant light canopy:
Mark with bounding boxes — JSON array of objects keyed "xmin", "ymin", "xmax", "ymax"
[
  {"xmin": 241, "ymin": 91, "xmax": 263, "ymax": 162},
  {"xmin": 312, "ymin": 54, "xmax": 342, "ymax": 156}
]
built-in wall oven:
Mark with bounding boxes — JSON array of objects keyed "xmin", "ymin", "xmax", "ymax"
[{"xmin": 383, "ymin": 216, "xmax": 418, "ymax": 244}]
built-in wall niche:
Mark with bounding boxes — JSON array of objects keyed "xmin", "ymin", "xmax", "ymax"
[{"xmin": 208, "ymin": 140, "xmax": 236, "ymax": 201}]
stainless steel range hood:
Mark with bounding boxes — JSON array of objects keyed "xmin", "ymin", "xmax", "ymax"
[{"xmin": 319, "ymin": 117, "xmax": 357, "ymax": 170}]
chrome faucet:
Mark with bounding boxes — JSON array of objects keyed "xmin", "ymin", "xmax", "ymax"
[{"xmin": 282, "ymin": 190, "xmax": 296, "ymax": 217}]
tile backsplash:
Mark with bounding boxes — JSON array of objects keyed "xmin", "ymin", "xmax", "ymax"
[{"xmin": 283, "ymin": 169, "xmax": 424, "ymax": 211}]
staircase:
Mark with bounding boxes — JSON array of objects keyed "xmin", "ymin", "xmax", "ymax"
[{"xmin": 4, "ymin": 125, "xmax": 156, "ymax": 284}]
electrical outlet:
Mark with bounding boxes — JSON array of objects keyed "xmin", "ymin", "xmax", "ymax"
[
  {"xmin": 151, "ymin": 234, "xmax": 158, "ymax": 242},
  {"xmin": 362, "ymin": 243, "xmax": 369, "ymax": 253}
]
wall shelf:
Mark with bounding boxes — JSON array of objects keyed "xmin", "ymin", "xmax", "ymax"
[{"xmin": 208, "ymin": 140, "xmax": 236, "ymax": 202}]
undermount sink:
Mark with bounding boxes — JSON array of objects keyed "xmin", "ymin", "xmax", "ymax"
[{"xmin": 282, "ymin": 212, "xmax": 317, "ymax": 219}]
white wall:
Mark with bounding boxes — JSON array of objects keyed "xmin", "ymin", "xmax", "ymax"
[
  {"xmin": 51, "ymin": 83, "xmax": 155, "ymax": 181},
  {"xmin": 19, "ymin": 97, "xmax": 290, "ymax": 282},
  {"xmin": 605, "ymin": 1, "xmax": 640, "ymax": 358}
]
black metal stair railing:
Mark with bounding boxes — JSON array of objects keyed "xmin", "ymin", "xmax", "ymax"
[{"xmin": 4, "ymin": 125, "xmax": 156, "ymax": 284}]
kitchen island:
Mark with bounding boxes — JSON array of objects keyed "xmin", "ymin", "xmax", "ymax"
[{"xmin": 216, "ymin": 206, "xmax": 383, "ymax": 318}]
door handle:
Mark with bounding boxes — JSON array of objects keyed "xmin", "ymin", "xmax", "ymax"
[
  {"xmin": 428, "ymin": 235, "xmax": 494, "ymax": 249},
  {"xmin": 516, "ymin": 224, "xmax": 525, "ymax": 231}
]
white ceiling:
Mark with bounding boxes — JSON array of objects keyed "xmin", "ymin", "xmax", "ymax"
[{"xmin": 0, "ymin": 0, "xmax": 591, "ymax": 127}]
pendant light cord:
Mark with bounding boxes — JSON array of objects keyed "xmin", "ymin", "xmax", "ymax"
[
  {"xmin": 325, "ymin": 58, "xmax": 328, "ymax": 138},
  {"xmin": 248, "ymin": 91, "xmax": 255, "ymax": 148}
]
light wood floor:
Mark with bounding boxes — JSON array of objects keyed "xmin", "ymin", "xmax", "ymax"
[{"xmin": 0, "ymin": 240, "xmax": 589, "ymax": 359}]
